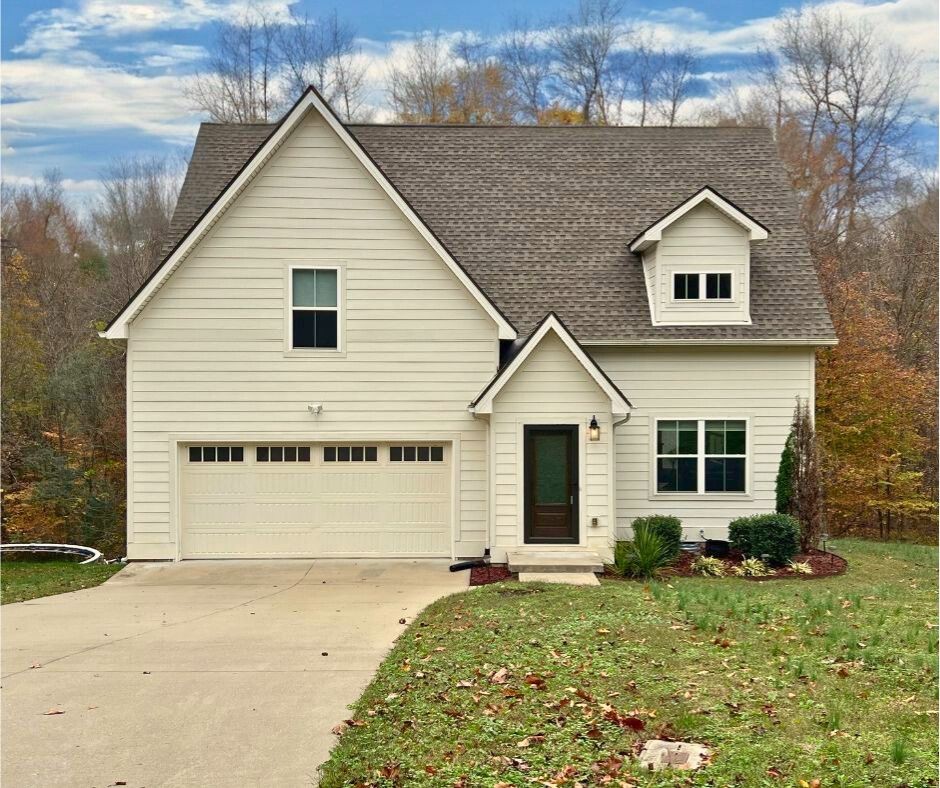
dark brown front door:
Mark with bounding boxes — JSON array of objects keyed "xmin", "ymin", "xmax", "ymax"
[{"xmin": 524, "ymin": 425, "xmax": 578, "ymax": 544}]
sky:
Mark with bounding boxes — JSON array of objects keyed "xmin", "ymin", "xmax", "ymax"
[{"xmin": 2, "ymin": 0, "xmax": 938, "ymax": 207}]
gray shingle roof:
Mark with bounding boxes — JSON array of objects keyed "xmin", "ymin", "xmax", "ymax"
[{"xmin": 162, "ymin": 121, "xmax": 835, "ymax": 343}]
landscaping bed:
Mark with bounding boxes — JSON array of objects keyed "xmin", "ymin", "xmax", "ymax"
[
  {"xmin": 318, "ymin": 540, "xmax": 938, "ymax": 787},
  {"xmin": 469, "ymin": 564, "xmax": 516, "ymax": 586},
  {"xmin": 631, "ymin": 547, "xmax": 847, "ymax": 581}
]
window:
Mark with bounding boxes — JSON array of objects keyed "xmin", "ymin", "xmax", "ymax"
[
  {"xmin": 673, "ymin": 272, "xmax": 732, "ymax": 301},
  {"xmin": 706, "ymin": 273, "xmax": 732, "ymax": 300},
  {"xmin": 256, "ymin": 446, "xmax": 312, "ymax": 462},
  {"xmin": 291, "ymin": 267, "xmax": 338, "ymax": 349},
  {"xmin": 390, "ymin": 445, "xmax": 445, "ymax": 462},
  {"xmin": 656, "ymin": 419, "xmax": 746, "ymax": 493},
  {"xmin": 188, "ymin": 446, "xmax": 244, "ymax": 463},
  {"xmin": 673, "ymin": 273, "xmax": 700, "ymax": 300},
  {"xmin": 323, "ymin": 446, "xmax": 378, "ymax": 462}
]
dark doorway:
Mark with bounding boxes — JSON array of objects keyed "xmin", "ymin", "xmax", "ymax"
[{"xmin": 524, "ymin": 425, "xmax": 579, "ymax": 544}]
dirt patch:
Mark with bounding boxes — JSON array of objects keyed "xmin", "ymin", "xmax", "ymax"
[
  {"xmin": 605, "ymin": 548, "xmax": 847, "ymax": 581},
  {"xmin": 470, "ymin": 564, "xmax": 517, "ymax": 586}
]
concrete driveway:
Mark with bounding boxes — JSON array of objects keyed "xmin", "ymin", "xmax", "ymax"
[{"xmin": 2, "ymin": 560, "xmax": 467, "ymax": 787}]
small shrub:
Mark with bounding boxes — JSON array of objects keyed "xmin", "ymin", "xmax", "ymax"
[
  {"xmin": 732, "ymin": 557, "xmax": 774, "ymax": 577},
  {"xmin": 631, "ymin": 515, "xmax": 682, "ymax": 559},
  {"xmin": 728, "ymin": 513, "xmax": 800, "ymax": 567},
  {"xmin": 691, "ymin": 555, "xmax": 727, "ymax": 577},
  {"xmin": 788, "ymin": 560, "xmax": 814, "ymax": 575},
  {"xmin": 775, "ymin": 432, "xmax": 795, "ymax": 514},
  {"xmin": 612, "ymin": 522, "xmax": 673, "ymax": 580}
]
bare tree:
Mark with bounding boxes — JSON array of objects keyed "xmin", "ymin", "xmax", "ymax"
[
  {"xmin": 791, "ymin": 398, "xmax": 826, "ymax": 552},
  {"xmin": 550, "ymin": 0, "xmax": 628, "ymax": 124},
  {"xmin": 91, "ymin": 156, "xmax": 182, "ymax": 313},
  {"xmin": 773, "ymin": 8, "xmax": 918, "ymax": 243},
  {"xmin": 501, "ymin": 18, "xmax": 551, "ymax": 123},
  {"xmin": 185, "ymin": 6, "xmax": 283, "ymax": 122},
  {"xmin": 387, "ymin": 32, "xmax": 455, "ymax": 122},
  {"xmin": 449, "ymin": 35, "xmax": 518, "ymax": 123},
  {"xmin": 278, "ymin": 9, "xmax": 370, "ymax": 121},
  {"xmin": 654, "ymin": 46, "xmax": 698, "ymax": 127},
  {"xmin": 630, "ymin": 30, "xmax": 659, "ymax": 126}
]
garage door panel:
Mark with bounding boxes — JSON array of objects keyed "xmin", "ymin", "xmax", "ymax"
[{"xmin": 180, "ymin": 442, "xmax": 451, "ymax": 558}]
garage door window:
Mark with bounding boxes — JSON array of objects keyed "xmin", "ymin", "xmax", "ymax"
[
  {"xmin": 256, "ymin": 446, "xmax": 312, "ymax": 462},
  {"xmin": 189, "ymin": 446, "xmax": 244, "ymax": 462},
  {"xmin": 323, "ymin": 446, "xmax": 378, "ymax": 462},
  {"xmin": 390, "ymin": 446, "xmax": 444, "ymax": 462}
]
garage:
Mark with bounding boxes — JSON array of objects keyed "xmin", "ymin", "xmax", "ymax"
[{"xmin": 179, "ymin": 442, "xmax": 452, "ymax": 559}]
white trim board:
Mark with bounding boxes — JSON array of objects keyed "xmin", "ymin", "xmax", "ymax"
[
  {"xmin": 629, "ymin": 187, "xmax": 769, "ymax": 253},
  {"xmin": 469, "ymin": 313, "xmax": 632, "ymax": 417},
  {"xmin": 102, "ymin": 86, "xmax": 516, "ymax": 341}
]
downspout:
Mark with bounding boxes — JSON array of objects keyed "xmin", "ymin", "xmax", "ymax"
[{"xmin": 467, "ymin": 404, "xmax": 493, "ymax": 557}]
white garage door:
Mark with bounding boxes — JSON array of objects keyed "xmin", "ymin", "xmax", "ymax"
[{"xmin": 180, "ymin": 442, "xmax": 452, "ymax": 558}]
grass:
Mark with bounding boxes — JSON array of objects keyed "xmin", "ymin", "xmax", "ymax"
[
  {"xmin": 1, "ymin": 560, "xmax": 123, "ymax": 604},
  {"xmin": 319, "ymin": 540, "xmax": 938, "ymax": 787}
]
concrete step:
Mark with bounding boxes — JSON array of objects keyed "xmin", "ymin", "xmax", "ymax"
[
  {"xmin": 518, "ymin": 571, "xmax": 601, "ymax": 586},
  {"xmin": 506, "ymin": 550, "xmax": 604, "ymax": 574}
]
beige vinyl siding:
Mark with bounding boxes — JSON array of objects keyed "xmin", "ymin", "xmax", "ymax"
[
  {"xmin": 648, "ymin": 202, "xmax": 751, "ymax": 325},
  {"xmin": 490, "ymin": 333, "xmax": 613, "ymax": 561},
  {"xmin": 592, "ymin": 346, "xmax": 814, "ymax": 540},
  {"xmin": 126, "ymin": 109, "xmax": 498, "ymax": 559}
]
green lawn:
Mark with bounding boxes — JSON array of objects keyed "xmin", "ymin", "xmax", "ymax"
[
  {"xmin": 320, "ymin": 541, "xmax": 938, "ymax": 787},
  {"xmin": 1, "ymin": 560, "xmax": 123, "ymax": 604}
]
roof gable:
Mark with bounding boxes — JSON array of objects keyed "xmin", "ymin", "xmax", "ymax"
[
  {"xmin": 470, "ymin": 313, "xmax": 632, "ymax": 416},
  {"xmin": 102, "ymin": 87, "xmax": 516, "ymax": 341},
  {"xmin": 141, "ymin": 119, "xmax": 836, "ymax": 344},
  {"xmin": 628, "ymin": 186, "xmax": 769, "ymax": 253}
]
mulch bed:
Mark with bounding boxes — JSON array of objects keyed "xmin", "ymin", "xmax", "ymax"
[
  {"xmin": 649, "ymin": 547, "xmax": 846, "ymax": 581},
  {"xmin": 469, "ymin": 564, "xmax": 517, "ymax": 586}
]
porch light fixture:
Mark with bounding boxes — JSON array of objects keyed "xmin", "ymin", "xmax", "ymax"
[{"xmin": 589, "ymin": 415, "xmax": 600, "ymax": 441}]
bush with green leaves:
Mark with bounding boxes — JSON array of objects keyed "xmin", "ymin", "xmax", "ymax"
[
  {"xmin": 691, "ymin": 555, "xmax": 727, "ymax": 577},
  {"xmin": 733, "ymin": 557, "xmax": 774, "ymax": 577},
  {"xmin": 728, "ymin": 513, "xmax": 801, "ymax": 567},
  {"xmin": 612, "ymin": 521, "xmax": 674, "ymax": 579},
  {"xmin": 630, "ymin": 515, "xmax": 682, "ymax": 559},
  {"xmin": 788, "ymin": 560, "xmax": 814, "ymax": 575},
  {"xmin": 775, "ymin": 432, "xmax": 795, "ymax": 514}
]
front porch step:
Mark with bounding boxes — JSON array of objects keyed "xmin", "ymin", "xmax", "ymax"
[
  {"xmin": 519, "ymin": 572, "xmax": 601, "ymax": 586},
  {"xmin": 506, "ymin": 550, "xmax": 604, "ymax": 574}
]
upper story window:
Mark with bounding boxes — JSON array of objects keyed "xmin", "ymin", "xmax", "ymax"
[
  {"xmin": 656, "ymin": 419, "xmax": 746, "ymax": 494},
  {"xmin": 291, "ymin": 267, "xmax": 339, "ymax": 349},
  {"xmin": 673, "ymin": 272, "xmax": 732, "ymax": 301}
]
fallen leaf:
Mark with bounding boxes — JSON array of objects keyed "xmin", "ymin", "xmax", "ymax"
[
  {"xmin": 516, "ymin": 734, "xmax": 546, "ymax": 748},
  {"xmin": 43, "ymin": 709, "xmax": 65, "ymax": 716},
  {"xmin": 490, "ymin": 667, "xmax": 510, "ymax": 684},
  {"xmin": 330, "ymin": 722, "xmax": 347, "ymax": 736}
]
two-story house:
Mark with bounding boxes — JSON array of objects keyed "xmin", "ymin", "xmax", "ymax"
[{"xmin": 103, "ymin": 87, "xmax": 835, "ymax": 562}]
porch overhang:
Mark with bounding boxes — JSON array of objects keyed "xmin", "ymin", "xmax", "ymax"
[{"xmin": 468, "ymin": 312, "xmax": 632, "ymax": 418}]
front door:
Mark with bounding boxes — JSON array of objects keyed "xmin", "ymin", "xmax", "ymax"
[{"xmin": 524, "ymin": 426, "xmax": 578, "ymax": 544}]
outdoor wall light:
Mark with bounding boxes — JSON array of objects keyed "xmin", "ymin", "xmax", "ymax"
[{"xmin": 589, "ymin": 415, "xmax": 600, "ymax": 441}]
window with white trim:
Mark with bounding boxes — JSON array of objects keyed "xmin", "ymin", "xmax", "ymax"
[
  {"xmin": 673, "ymin": 272, "xmax": 732, "ymax": 300},
  {"xmin": 656, "ymin": 419, "xmax": 746, "ymax": 493},
  {"xmin": 291, "ymin": 267, "xmax": 338, "ymax": 349},
  {"xmin": 323, "ymin": 446, "xmax": 378, "ymax": 462},
  {"xmin": 256, "ymin": 446, "xmax": 311, "ymax": 462}
]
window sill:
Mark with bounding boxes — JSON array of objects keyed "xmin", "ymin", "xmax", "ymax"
[
  {"xmin": 284, "ymin": 348, "xmax": 346, "ymax": 359},
  {"xmin": 648, "ymin": 492, "xmax": 753, "ymax": 502}
]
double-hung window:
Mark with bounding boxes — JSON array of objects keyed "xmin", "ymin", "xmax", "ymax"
[
  {"xmin": 291, "ymin": 267, "xmax": 339, "ymax": 349},
  {"xmin": 656, "ymin": 419, "xmax": 747, "ymax": 494}
]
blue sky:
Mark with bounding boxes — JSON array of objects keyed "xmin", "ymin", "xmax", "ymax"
[{"xmin": 2, "ymin": 0, "xmax": 937, "ymax": 206}]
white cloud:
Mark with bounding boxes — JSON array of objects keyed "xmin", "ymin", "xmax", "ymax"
[
  {"xmin": 16, "ymin": 0, "xmax": 296, "ymax": 54},
  {"xmin": 2, "ymin": 57, "xmax": 200, "ymax": 141}
]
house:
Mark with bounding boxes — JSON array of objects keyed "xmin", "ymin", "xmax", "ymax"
[{"xmin": 103, "ymin": 87, "xmax": 835, "ymax": 562}]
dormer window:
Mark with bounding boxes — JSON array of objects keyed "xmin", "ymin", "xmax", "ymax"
[{"xmin": 673, "ymin": 272, "xmax": 732, "ymax": 301}]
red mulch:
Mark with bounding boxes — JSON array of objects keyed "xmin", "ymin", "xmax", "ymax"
[
  {"xmin": 662, "ymin": 547, "xmax": 847, "ymax": 580},
  {"xmin": 469, "ymin": 564, "xmax": 517, "ymax": 586}
]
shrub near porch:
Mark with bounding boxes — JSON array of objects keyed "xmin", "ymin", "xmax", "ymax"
[{"xmin": 319, "ymin": 540, "xmax": 938, "ymax": 787}]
